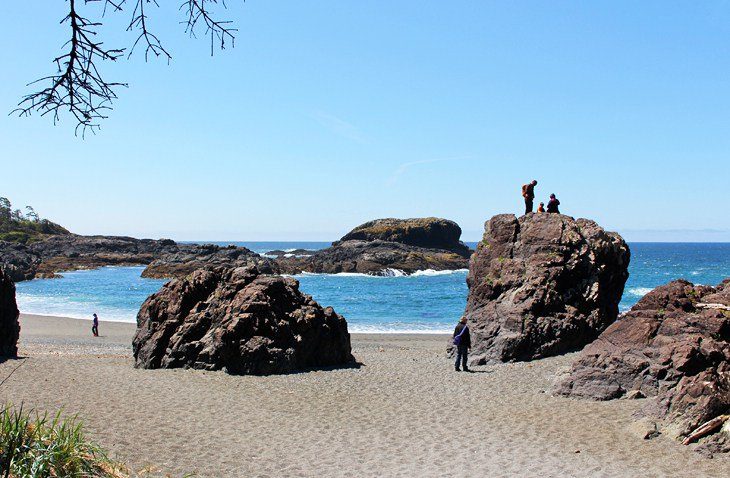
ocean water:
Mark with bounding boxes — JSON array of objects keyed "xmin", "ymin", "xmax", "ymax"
[{"xmin": 14, "ymin": 242, "xmax": 730, "ymax": 333}]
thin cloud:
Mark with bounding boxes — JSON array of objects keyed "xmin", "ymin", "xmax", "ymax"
[
  {"xmin": 311, "ymin": 110, "xmax": 367, "ymax": 143},
  {"xmin": 387, "ymin": 156, "xmax": 472, "ymax": 186}
]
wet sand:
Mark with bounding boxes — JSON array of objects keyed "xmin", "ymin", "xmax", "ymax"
[{"xmin": 0, "ymin": 314, "xmax": 727, "ymax": 477}]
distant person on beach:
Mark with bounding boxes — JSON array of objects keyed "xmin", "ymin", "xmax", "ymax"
[
  {"xmin": 92, "ymin": 313, "xmax": 99, "ymax": 337},
  {"xmin": 537, "ymin": 202, "xmax": 545, "ymax": 213},
  {"xmin": 547, "ymin": 194, "xmax": 560, "ymax": 214},
  {"xmin": 521, "ymin": 180, "xmax": 538, "ymax": 214},
  {"xmin": 453, "ymin": 316, "xmax": 471, "ymax": 372}
]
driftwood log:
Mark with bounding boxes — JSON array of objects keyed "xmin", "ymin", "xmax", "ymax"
[{"xmin": 682, "ymin": 415, "xmax": 730, "ymax": 445}]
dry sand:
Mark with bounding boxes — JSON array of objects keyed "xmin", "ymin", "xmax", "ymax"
[{"xmin": 1, "ymin": 314, "xmax": 728, "ymax": 477}]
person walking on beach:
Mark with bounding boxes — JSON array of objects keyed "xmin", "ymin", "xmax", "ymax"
[
  {"xmin": 92, "ymin": 313, "xmax": 99, "ymax": 337},
  {"xmin": 522, "ymin": 180, "xmax": 538, "ymax": 214},
  {"xmin": 547, "ymin": 194, "xmax": 561, "ymax": 214},
  {"xmin": 537, "ymin": 202, "xmax": 545, "ymax": 213},
  {"xmin": 453, "ymin": 316, "xmax": 471, "ymax": 372}
]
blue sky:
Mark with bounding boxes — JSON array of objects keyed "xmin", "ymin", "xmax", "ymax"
[{"xmin": 1, "ymin": 1, "xmax": 729, "ymax": 241}]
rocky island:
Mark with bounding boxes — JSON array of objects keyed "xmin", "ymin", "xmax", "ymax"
[
  {"xmin": 275, "ymin": 217, "xmax": 472, "ymax": 275},
  {"xmin": 463, "ymin": 213, "xmax": 630, "ymax": 364}
]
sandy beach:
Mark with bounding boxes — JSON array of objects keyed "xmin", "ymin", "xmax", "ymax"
[{"xmin": 0, "ymin": 314, "xmax": 727, "ymax": 477}]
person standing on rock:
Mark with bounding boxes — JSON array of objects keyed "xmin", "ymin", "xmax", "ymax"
[
  {"xmin": 92, "ymin": 313, "xmax": 99, "ymax": 337},
  {"xmin": 522, "ymin": 180, "xmax": 538, "ymax": 214},
  {"xmin": 547, "ymin": 194, "xmax": 561, "ymax": 214},
  {"xmin": 453, "ymin": 316, "xmax": 471, "ymax": 372}
]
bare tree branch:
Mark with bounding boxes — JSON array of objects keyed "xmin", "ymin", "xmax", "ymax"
[
  {"xmin": 12, "ymin": 0, "xmax": 126, "ymax": 137},
  {"xmin": 12, "ymin": 0, "xmax": 241, "ymax": 135},
  {"xmin": 181, "ymin": 0, "xmax": 238, "ymax": 56},
  {"xmin": 127, "ymin": 1, "xmax": 172, "ymax": 62}
]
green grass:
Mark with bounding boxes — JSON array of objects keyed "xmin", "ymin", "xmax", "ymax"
[{"xmin": 0, "ymin": 404, "xmax": 129, "ymax": 478}]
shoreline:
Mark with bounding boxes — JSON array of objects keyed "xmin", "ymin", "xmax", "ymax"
[{"xmin": 16, "ymin": 313, "xmax": 453, "ymax": 334}]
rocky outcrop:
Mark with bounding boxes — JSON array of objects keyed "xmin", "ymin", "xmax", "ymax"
[
  {"xmin": 465, "ymin": 213, "xmax": 630, "ymax": 364},
  {"xmin": 141, "ymin": 244, "xmax": 277, "ymax": 279},
  {"xmin": 338, "ymin": 218, "xmax": 471, "ymax": 255},
  {"xmin": 556, "ymin": 279, "xmax": 730, "ymax": 450},
  {"xmin": 0, "ymin": 241, "xmax": 41, "ymax": 282},
  {"xmin": 276, "ymin": 218, "xmax": 472, "ymax": 276},
  {"xmin": 133, "ymin": 266, "xmax": 354, "ymax": 375},
  {"xmin": 0, "ymin": 235, "xmax": 275, "ymax": 281},
  {"xmin": 0, "ymin": 269, "xmax": 20, "ymax": 358},
  {"xmin": 30, "ymin": 235, "xmax": 178, "ymax": 276},
  {"xmin": 0, "ymin": 235, "xmax": 177, "ymax": 280}
]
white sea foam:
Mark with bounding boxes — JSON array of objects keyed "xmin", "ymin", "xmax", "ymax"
[
  {"xmin": 293, "ymin": 269, "xmax": 468, "ymax": 278},
  {"xmin": 348, "ymin": 325, "xmax": 450, "ymax": 334},
  {"xmin": 16, "ymin": 294, "xmax": 138, "ymax": 323},
  {"xmin": 410, "ymin": 269, "xmax": 469, "ymax": 277},
  {"xmin": 627, "ymin": 287, "xmax": 653, "ymax": 297},
  {"xmin": 382, "ymin": 268, "xmax": 407, "ymax": 277}
]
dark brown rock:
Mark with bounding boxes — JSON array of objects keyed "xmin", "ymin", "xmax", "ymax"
[
  {"xmin": 556, "ymin": 279, "xmax": 730, "ymax": 448},
  {"xmin": 0, "ymin": 269, "xmax": 20, "ymax": 358},
  {"xmin": 133, "ymin": 266, "xmax": 354, "ymax": 375},
  {"xmin": 141, "ymin": 244, "xmax": 277, "ymax": 279},
  {"xmin": 0, "ymin": 235, "xmax": 276, "ymax": 282},
  {"xmin": 465, "ymin": 213, "xmax": 630, "ymax": 364},
  {"xmin": 0, "ymin": 241, "xmax": 40, "ymax": 281}
]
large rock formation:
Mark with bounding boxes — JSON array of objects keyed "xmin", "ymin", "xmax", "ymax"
[
  {"xmin": 0, "ymin": 269, "xmax": 20, "ymax": 358},
  {"xmin": 133, "ymin": 266, "xmax": 354, "ymax": 375},
  {"xmin": 276, "ymin": 217, "xmax": 472, "ymax": 275},
  {"xmin": 465, "ymin": 213, "xmax": 630, "ymax": 364},
  {"xmin": 557, "ymin": 279, "xmax": 730, "ymax": 449}
]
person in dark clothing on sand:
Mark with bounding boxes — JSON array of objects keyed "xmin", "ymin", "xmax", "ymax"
[
  {"xmin": 547, "ymin": 194, "xmax": 560, "ymax": 214},
  {"xmin": 521, "ymin": 180, "xmax": 538, "ymax": 214},
  {"xmin": 453, "ymin": 316, "xmax": 471, "ymax": 372},
  {"xmin": 92, "ymin": 313, "xmax": 99, "ymax": 337}
]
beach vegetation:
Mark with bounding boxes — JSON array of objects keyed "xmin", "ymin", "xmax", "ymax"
[{"xmin": 0, "ymin": 404, "xmax": 130, "ymax": 478}]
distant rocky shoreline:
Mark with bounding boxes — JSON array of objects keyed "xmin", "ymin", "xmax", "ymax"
[{"xmin": 0, "ymin": 217, "xmax": 474, "ymax": 282}]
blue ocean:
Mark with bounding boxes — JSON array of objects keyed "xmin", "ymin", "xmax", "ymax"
[{"xmin": 14, "ymin": 242, "xmax": 730, "ymax": 333}]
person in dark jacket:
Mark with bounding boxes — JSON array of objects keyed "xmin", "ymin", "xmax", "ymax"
[
  {"xmin": 547, "ymin": 194, "xmax": 560, "ymax": 214},
  {"xmin": 537, "ymin": 202, "xmax": 545, "ymax": 213},
  {"xmin": 521, "ymin": 180, "xmax": 538, "ymax": 214},
  {"xmin": 453, "ymin": 316, "xmax": 471, "ymax": 372},
  {"xmin": 92, "ymin": 313, "xmax": 99, "ymax": 337}
]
